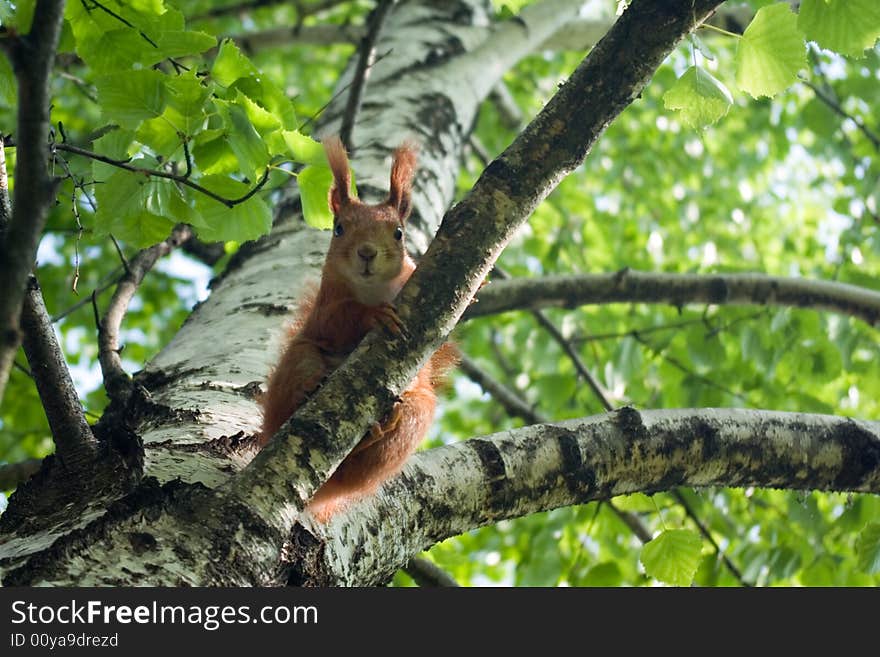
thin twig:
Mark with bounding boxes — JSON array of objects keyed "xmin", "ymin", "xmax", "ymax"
[
  {"xmin": 97, "ymin": 225, "xmax": 193, "ymax": 403},
  {"xmin": 459, "ymin": 353, "xmax": 546, "ymax": 424},
  {"xmin": 339, "ymin": 0, "xmax": 396, "ymax": 150},
  {"xmin": 801, "ymin": 77, "xmax": 880, "ymax": 153},
  {"xmin": 81, "ymin": 0, "xmax": 159, "ymax": 48},
  {"xmin": 631, "ymin": 331, "xmax": 746, "ymax": 401},
  {"xmin": 50, "ymin": 142, "xmax": 271, "ymax": 209},
  {"xmin": 494, "ymin": 266, "xmax": 614, "ymax": 412},
  {"xmin": 51, "ymin": 266, "xmax": 124, "ymax": 323}
]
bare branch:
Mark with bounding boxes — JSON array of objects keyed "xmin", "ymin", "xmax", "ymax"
[
  {"xmin": 338, "ymin": 0, "xmax": 397, "ymax": 150},
  {"xmin": 97, "ymin": 225, "xmax": 193, "ymax": 404},
  {"xmin": 460, "ymin": 354, "xmax": 546, "ymax": 425},
  {"xmin": 0, "ymin": 0, "xmax": 66, "ymax": 409},
  {"xmin": 464, "ymin": 270, "xmax": 880, "ymax": 328},
  {"xmin": 402, "ymin": 557, "xmax": 460, "ymax": 587},
  {"xmin": 311, "ymin": 408, "xmax": 880, "ymax": 585},
  {"xmin": 20, "ymin": 276, "xmax": 98, "ymax": 464},
  {"xmin": 0, "ymin": 458, "xmax": 43, "ymax": 490},
  {"xmin": 801, "ymin": 77, "xmax": 880, "ymax": 153}
]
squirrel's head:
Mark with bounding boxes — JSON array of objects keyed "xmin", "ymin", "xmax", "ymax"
[{"xmin": 322, "ymin": 135, "xmax": 418, "ymax": 305}]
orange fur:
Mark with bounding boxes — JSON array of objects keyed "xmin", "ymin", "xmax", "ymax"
[{"xmin": 258, "ymin": 136, "xmax": 458, "ymax": 522}]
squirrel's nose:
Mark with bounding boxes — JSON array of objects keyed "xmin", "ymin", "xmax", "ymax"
[{"xmin": 357, "ymin": 244, "xmax": 377, "ymax": 262}]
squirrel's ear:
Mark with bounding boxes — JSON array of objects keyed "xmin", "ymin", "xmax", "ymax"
[
  {"xmin": 387, "ymin": 141, "xmax": 418, "ymax": 222},
  {"xmin": 323, "ymin": 135, "xmax": 352, "ymax": 215}
]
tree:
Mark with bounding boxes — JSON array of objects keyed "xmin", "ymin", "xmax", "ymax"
[{"xmin": 0, "ymin": 0, "xmax": 879, "ymax": 586}]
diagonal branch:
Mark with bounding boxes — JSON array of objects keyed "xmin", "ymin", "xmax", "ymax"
[
  {"xmin": 229, "ymin": 0, "xmax": 727, "ymax": 531},
  {"xmin": 0, "ymin": 0, "xmax": 66, "ymax": 410},
  {"xmin": 338, "ymin": 0, "xmax": 396, "ymax": 150},
  {"xmin": 463, "ymin": 270, "xmax": 880, "ymax": 327},
  {"xmin": 97, "ymin": 225, "xmax": 193, "ymax": 404},
  {"xmin": 20, "ymin": 275, "xmax": 98, "ymax": 466},
  {"xmin": 308, "ymin": 408, "xmax": 880, "ymax": 585}
]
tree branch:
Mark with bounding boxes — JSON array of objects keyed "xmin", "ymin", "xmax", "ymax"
[
  {"xmin": 309, "ymin": 408, "xmax": 880, "ymax": 585},
  {"xmin": 229, "ymin": 0, "xmax": 726, "ymax": 532},
  {"xmin": 50, "ymin": 142, "xmax": 271, "ymax": 209},
  {"xmin": 97, "ymin": 225, "xmax": 193, "ymax": 404},
  {"xmin": 459, "ymin": 354, "xmax": 545, "ymax": 425},
  {"xmin": 20, "ymin": 276, "xmax": 98, "ymax": 466},
  {"xmin": 463, "ymin": 269, "xmax": 880, "ymax": 327},
  {"xmin": 0, "ymin": 0, "xmax": 66, "ymax": 409},
  {"xmin": 338, "ymin": 0, "xmax": 396, "ymax": 150},
  {"xmin": 402, "ymin": 557, "xmax": 460, "ymax": 587}
]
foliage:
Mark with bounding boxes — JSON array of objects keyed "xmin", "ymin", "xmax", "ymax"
[{"xmin": 2, "ymin": 0, "xmax": 880, "ymax": 586}]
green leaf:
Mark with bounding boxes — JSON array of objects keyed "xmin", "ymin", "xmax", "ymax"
[
  {"xmin": 663, "ymin": 66, "xmax": 733, "ymax": 129},
  {"xmin": 192, "ymin": 175, "xmax": 272, "ymax": 243},
  {"xmin": 165, "ymin": 71, "xmax": 212, "ymax": 136},
  {"xmin": 298, "ymin": 164, "xmax": 334, "ymax": 229},
  {"xmin": 211, "ymin": 39, "xmax": 258, "ymax": 87},
  {"xmin": 192, "ymin": 133, "xmax": 240, "ymax": 175},
  {"xmin": 92, "ymin": 167, "xmax": 180, "ymax": 248},
  {"xmin": 213, "ymin": 98, "xmax": 269, "ymax": 178},
  {"xmin": 640, "ymin": 529, "xmax": 703, "ymax": 586},
  {"xmin": 96, "ymin": 70, "xmax": 167, "ymax": 128},
  {"xmin": 582, "ymin": 561, "xmax": 623, "ymax": 587},
  {"xmin": 234, "ymin": 90, "xmax": 281, "ymax": 136},
  {"xmin": 856, "ymin": 522, "xmax": 880, "ymax": 574},
  {"xmin": 735, "ymin": 3, "xmax": 807, "ymax": 98},
  {"xmin": 280, "ymin": 130, "xmax": 326, "ymax": 164},
  {"xmin": 2, "ymin": 0, "xmax": 35, "ymax": 34},
  {"xmin": 798, "ymin": 0, "xmax": 880, "ymax": 58}
]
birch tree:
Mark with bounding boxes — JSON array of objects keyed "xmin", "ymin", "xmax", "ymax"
[{"xmin": 1, "ymin": 0, "xmax": 879, "ymax": 586}]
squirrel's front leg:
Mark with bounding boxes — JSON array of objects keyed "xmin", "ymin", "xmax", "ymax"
[
  {"xmin": 365, "ymin": 302, "xmax": 405, "ymax": 336},
  {"xmin": 258, "ymin": 337, "xmax": 326, "ymax": 445}
]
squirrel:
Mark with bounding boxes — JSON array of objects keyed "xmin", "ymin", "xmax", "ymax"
[{"xmin": 258, "ymin": 135, "xmax": 459, "ymax": 522}]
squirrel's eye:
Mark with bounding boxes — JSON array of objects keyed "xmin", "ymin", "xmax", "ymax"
[
  {"xmin": 394, "ymin": 226, "xmax": 403, "ymax": 241},
  {"xmin": 334, "ymin": 223, "xmax": 344, "ymax": 237}
]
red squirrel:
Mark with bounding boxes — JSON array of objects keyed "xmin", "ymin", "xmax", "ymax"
[{"xmin": 258, "ymin": 136, "xmax": 458, "ymax": 521}]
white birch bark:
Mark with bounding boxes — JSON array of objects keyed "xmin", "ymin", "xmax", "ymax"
[{"xmin": 305, "ymin": 408, "xmax": 880, "ymax": 585}]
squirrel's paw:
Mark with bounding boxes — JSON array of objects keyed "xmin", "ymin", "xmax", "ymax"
[{"xmin": 369, "ymin": 302, "xmax": 405, "ymax": 336}]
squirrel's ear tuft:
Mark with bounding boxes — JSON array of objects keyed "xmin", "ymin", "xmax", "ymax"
[
  {"xmin": 324, "ymin": 135, "xmax": 353, "ymax": 215},
  {"xmin": 387, "ymin": 140, "xmax": 418, "ymax": 222}
]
